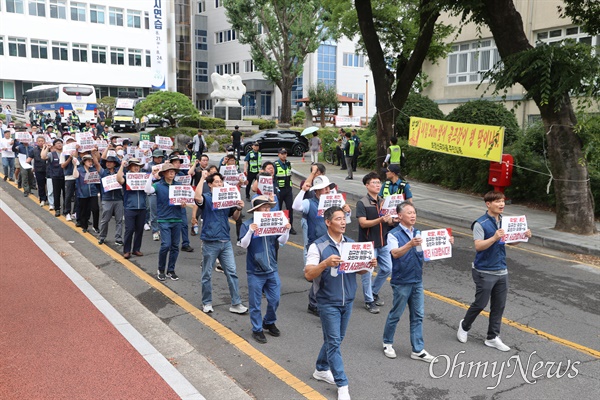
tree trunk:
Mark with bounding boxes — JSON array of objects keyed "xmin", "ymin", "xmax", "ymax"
[
  {"xmin": 279, "ymin": 76, "xmax": 293, "ymax": 124},
  {"xmin": 482, "ymin": 0, "xmax": 596, "ymax": 234}
]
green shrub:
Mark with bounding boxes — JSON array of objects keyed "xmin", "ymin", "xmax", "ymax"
[
  {"xmin": 245, "ymin": 118, "xmax": 276, "ymax": 129},
  {"xmin": 396, "ymin": 93, "xmax": 445, "ymax": 139},
  {"xmin": 105, "ymin": 118, "xmax": 112, "ymax": 126},
  {"xmin": 0, "ymin": 113, "xmax": 6, "ymax": 120},
  {"xmin": 179, "ymin": 115, "xmax": 226, "ymax": 129},
  {"xmin": 150, "ymin": 127, "xmax": 196, "ymax": 139},
  {"xmin": 446, "ymin": 100, "xmax": 520, "ymax": 145},
  {"xmin": 178, "ymin": 115, "xmax": 201, "ymax": 128},
  {"xmin": 292, "ymin": 111, "xmax": 306, "ymax": 126}
]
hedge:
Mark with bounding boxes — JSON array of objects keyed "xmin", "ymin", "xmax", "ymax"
[
  {"xmin": 244, "ymin": 118, "xmax": 276, "ymax": 129},
  {"xmin": 178, "ymin": 115, "xmax": 226, "ymax": 129}
]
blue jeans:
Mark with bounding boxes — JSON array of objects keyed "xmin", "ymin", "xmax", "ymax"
[
  {"xmin": 201, "ymin": 240, "xmax": 241, "ymax": 306},
  {"xmin": 361, "ymin": 243, "xmax": 392, "ymax": 303},
  {"xmin": 158, "ymin": 221, "xmax": 180, "ymax": 273},
  {"xmin": 2, "ymin": 157, "xmax": 15, "ymax": 180},
  {"xmin": 316, "ymin": 302, "xmax": 353, "ymax": 387},
  {"xmin": 247, "ymin": 272, "xmax": 280, "ymax": 332},
  {"xmin": 180, "ymin": 207, "xmax": 190, "ymax": 247},
  {"xmin": 382, "ymin": 282, "xmax": 424, "ymax": 352}
]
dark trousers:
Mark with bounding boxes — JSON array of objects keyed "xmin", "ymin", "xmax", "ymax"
[
  {"xmin": 277, "ymin": 188, "xmax": 294, "ymax": 227},
  {"xmin": 462, "ymin": 269, "xmax": 508, "ymax": 340},
  {"xmin": 35, "ymin": 172, "xmax": 47, "ymax": 201},
  {"xmin": 246, "ymin": 172, "xmax": 258, "ymax": 199},
  {"xmin": 124, "ymin": 208, "xmax": 146, "ymax": 253},
  {"xmin": 233, "ymin": 143, "xmax": 241, "ymax": 160},
  {"xmin": 352, "ymin": 153, "xmax": 359, "ymax": 171},
  {"xmin": 52, "ymin": 177, "xmax": 65, "ymax": 212},
  {"xmin": 78, "ymin": 196, "xmax": 99, "ymax": 230},
  {"xmin": 19, "ymin": 169, "xmax": 34, "ymax": 194},
  {"xmin": 336, "ymin": 146, "xmax": 346, "ymax": 168},
  {"xmin": 64, "ymin": 179, "xmax": 76, "ymax": 215}
]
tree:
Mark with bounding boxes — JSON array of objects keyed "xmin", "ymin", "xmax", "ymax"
[
  {"xmin": 447, "ymin": 0, "xmax": 599, "ymax": 234},
  {"xmin": 134, "ymin": 91, "xmax": 197, "ymax": 127},
  {"xmin": 324, "ymin": 0, "xmax": 453, "ymax": 165},
  {"xmin": 224, "ymin": 0, "xmax": 328, "ymax": 124},
  {"xmin": 307, "ymin": 82, "xmax": 339, "ymax": 127},
  {"xmin": 97, "ymin": 96, "xmax": 116, "ymax": 119}
]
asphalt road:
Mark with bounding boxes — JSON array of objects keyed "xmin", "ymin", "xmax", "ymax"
[{"xmin": 3, "ymin": 166, "xmax": 599, "ymax": 400}]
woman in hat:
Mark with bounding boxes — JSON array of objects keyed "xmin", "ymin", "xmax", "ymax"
[
  {"xmin": 117, "ymin": 158, "xmax": 147, "ymax": 259},
  {"xmin": 72, "ymin": 152, "xmax": 101, "ymax": 233},
  {"xmin": 239, "ymin": 195, "xmax": 291, "ymax": 344}
]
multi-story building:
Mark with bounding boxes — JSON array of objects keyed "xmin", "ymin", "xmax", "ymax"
[{"xmin": 421, "ymin": 0, "xmax": 600, "ymax": 126}]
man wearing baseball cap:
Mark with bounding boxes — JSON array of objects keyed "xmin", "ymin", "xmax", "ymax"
[
  {"xmin": 244, "ymin": 141, "xmax": 262, "ymax": 201},
  {"xmin": 379, "ymin": 164, "xmax": 413, "ymax": 203},
  {"xmin": 273, "ymin": 148, "xmax": 296, "ymax": 234}
]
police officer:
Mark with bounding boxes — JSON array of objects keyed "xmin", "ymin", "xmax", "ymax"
[
  {"xmin": 379, "ymin": 164, "xmax": 413, "ymax": 203},
  {"xmin": 383, "ymin": 136, "xmax": 402, "ymax": 168},
  {"xmin": 244, "ymin": 141, "xmax": 262, "ymax": 201},
  {"xmin": 273, "ymin": 148, "xmax": 296, "ymax": 234}
]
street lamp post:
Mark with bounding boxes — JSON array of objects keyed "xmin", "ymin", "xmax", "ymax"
[{"xmin": 364, "ymin": 75, "xmax": 369, "ymax": 126}]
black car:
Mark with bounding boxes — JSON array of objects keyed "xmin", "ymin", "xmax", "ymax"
[{"xmin": 241, "ymin": 129, "xmax": 309, "ymax": 156}]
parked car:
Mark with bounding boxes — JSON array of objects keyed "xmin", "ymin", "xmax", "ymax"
[
  {"xmin": 146, "ymin": 114, "xmax": 171, "ymax": 128},
  {"xmin": 241, "ymin": 129, "xmax": 309, "ymax": 156}
]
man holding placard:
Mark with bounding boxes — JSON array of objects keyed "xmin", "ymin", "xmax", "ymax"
[
  {"xmin": 239, "ymin": 196, "xmax": 291, "ymax": 344},
  {"xmin": 457, "ymin": 191, "xmax": 531, "ymax": 352},
  {"xmin": 194, "ymin": 171, "xmax": 248, "ymax": 315},
  {"xmin": 168, "ymin": 154, "xmax": 194, "ymax": 253},
  {"xmin": 98, "ymin": 155, "xmax": 124, "ymax": 246},
  {"xmin": 117, "ymin": 158, "xmax": 147, "ymax": 259},
  {"xmin": 383, "ymin": 202, "xmax": 452, "ymax": 362},
  {"xmin": 305, "ymin": 206, "xmax": 375, "ymax": 400}
]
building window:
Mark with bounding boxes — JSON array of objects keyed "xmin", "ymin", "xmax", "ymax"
[
  {"xmin": 90, "ymin": 4, "xmax": 104, "ymax": 24},
  {"xmin": 195, "ymin": 29, "xmax": 208, "ymax": 50},
  {"xmin": 145, "ymin": 50, "xmax": 151, "ymax": 67},
  {"xmin": 244, "ymin": 59, "xmax": 260, "ymax": 72},
  {"xmin": 0, "ymin": 37, "xmax": 4, "ymax": 56},
  {"xmin": 195, "ymin": 61, "xmax": 208, "ymax": 82},
  {"xmin": 261, "ymin": 92, "xmax": 272, "ymax": 116},
  {"xmin": 110, "ymin": 47, "xmax": 125, "ymax": 65},
  {"xmin": 70, "ymin": 2, "xmax": 85, "ymax": 21},
  {"xmin": 52, "ymin": 41, "xmax": 68, "ymax": 60},
  {"xmin": 198, "ymin": 1, "xmax": 206, "ymax": 13},
  {"xmin": 72, "ymin": 43, "xmax": 88, "ymax": 62},
  {"xmin": 342, "ymin": 53, "xmax": 365, "ymax": 68},
  {"xmin": 215, "ymin": 0, "xmax": 222, "ymax": 8},
  {"xmin": 49, "ymin": 0, "xmax": 65, "ymax": 19},
  {"xmin": 447, "ymin": 39, "xmax": 500, "ymax": 84},
  {"xmin": 92, "ymin": 45, "xmax": 106, "ymax": 64},
  {"xmin": 317, "ymin": 44, "xmax": 337, "ymax": 87},
  {"xmin": 127, "ymin": 10, "xmax": 141, "ymax": 28},
  {"xmin": 8, "ymin": 37, "xmax": 27, "ymax": 57},
  {"xmin": 197, "ymin": 99, "xmax": 213, "ymax": 111},
  {"xmin": 291, "ymin": 76, "xmax": 303, "ymax": 107},
  {"xmin": 215, "ymin": 62, "xmax": 239, "ymax": 75},
  {"xmin": 109, "ymin": 7, "xmax": 123, "ymax": 26},
  {"xmin": 536, "ymin": 26, "xmax": 598, "ymax": 47},
  {"xmin": 215, "ymin": 29, "xmax": 237, "ymax": 44},
  {"xmin": 29, "ymin": 0, "xmax": 46, "ymax": 17},
  {"xmin": 31, "ymin": 39, "xmax": 48, "ymax": 59},
  {"xmin": 341, "ymin": 92, "xmax": 364, "ymax": 107},
  {"xmin": 144, "ymin": 11, "xmax": 149, "ymax": 29},
  {"xmin": 7, "ymin": 0, "xmax": 24, "ymax": 14},
  {"xmin": 128, "ymin": 48, "xmax": 142, "ymax": 66},
  {"xmin": 0, "ymin": 82, "xmax": 17, "ymax": 100}
]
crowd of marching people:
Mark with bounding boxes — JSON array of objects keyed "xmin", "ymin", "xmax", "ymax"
[{"xmin": 0, "ymin": 119, "xmax": 532, "ymax": 400}]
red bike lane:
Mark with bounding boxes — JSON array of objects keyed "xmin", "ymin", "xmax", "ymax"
[{"xmin": 0, "ymin": 208, "xmax": 181, "ymax": 399}]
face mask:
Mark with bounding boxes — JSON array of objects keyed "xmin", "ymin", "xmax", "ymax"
[{"xmin": 117, "ymin": 150, "xmax": 124, "ymax": 156}]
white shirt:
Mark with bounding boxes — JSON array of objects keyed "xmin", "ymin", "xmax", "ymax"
[
  {"xmin": 306, "ymin": 233, "xmax": 345, "ymax": 267},
  {"xmin": 0, "ymin": 137, "xmax": 15, "ymax": 158}
]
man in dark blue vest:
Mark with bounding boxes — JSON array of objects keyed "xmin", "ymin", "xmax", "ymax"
[{"xmin": 457, "ymin": 191, "xmax": 532, "ymax": 351}]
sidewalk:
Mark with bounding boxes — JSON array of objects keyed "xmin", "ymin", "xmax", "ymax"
[{"xmin": 290, "ymin": 160, "xmax": 600, "ymax": 256}]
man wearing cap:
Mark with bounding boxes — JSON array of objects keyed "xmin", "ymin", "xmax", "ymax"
[
  {"xmin": 379, "ymin": 164, "xmax": 413, "ymax": 203},
  {"xmin": 194, "ymin": 171, "xmax": 248, "ymax": 315},
  {"xmin": 293, "ymin": 175, "xmax": 351, "ymax": 316},
  {"xmin": 383, "ymin": 137, "xmax": 402, "ymax": 168},
  {"xmin": 168, "ymin": 154, "xmax": 193, "ymax": 252},
  {"xmin": 60, "ymin": 136, "xmax": 79, "ymax": 220},
  {"xmin": 98, "ymin": 155, "xmax": 124, "ymax": 246},
  {"xmin": 274, "ymin": 148, "xmax": 296, "ymax": 235},
  {"xmin": 239, "ymin": 195, "xmax": 291, "ymax": 343},
  {"xmin": 244, "ymin": 142, "xmax": 262, "ymax": 201},
  {"xmin": 82, "ymin": 121, "xmax": 92, "ymax": 132},
  {"xmin": 144, "ymin": 149, "xmax": 165, "ymax": 241},
  {"xmin": 145, "ymin": 162, "xmax": 186, "ymax": 281},
  {"xmin": 41, "ymin": 138, "xmax": 65, "ymax": 215},
  {"xmin": 73, "ymin": 152, "xmax": 101, "ymax": 233},
  {"xmin": 356, "ymin": 172, "xmax": 395, "ymax": 314},
  {"xmin": 117, "ymin": 158, "xmax": 147, "ymax": 259},
  {"xmin": 231, "ymin": 125, "xmax": 242, "ymax": 160},
  {"xmin": 343, "ymin": 132, "xmax": 354, "ymax": 180}
]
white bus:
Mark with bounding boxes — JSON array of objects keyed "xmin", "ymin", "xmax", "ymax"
[{"xmin": 25, "ymin": 84, "xmax": 98, "ymax": 126}]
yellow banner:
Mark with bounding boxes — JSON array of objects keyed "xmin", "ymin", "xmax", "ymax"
[{"xmin": 408, "ymin": 117, "xmax": 504, "ymax": 162}]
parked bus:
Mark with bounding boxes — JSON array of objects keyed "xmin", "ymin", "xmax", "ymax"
[{"xmin": 24, "ymin": 84, "xmax": 98, "ymax": 127}]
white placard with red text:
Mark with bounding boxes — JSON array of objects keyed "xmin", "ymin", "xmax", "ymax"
[
  {"xmin": 380, "ymin": 194, "xmax": 405, "ymax": 216},
  {"xmin": 220, "ymin": 165, "xmax": 244, "ymax": 186},
  {"xmin": 76, "ymin": 132, "xmax": 95, "ymax": 152},
  {"xmin": 168, "ymin": 185, "xmax": 194, "ymax": 205},
  {"xmin": 336, "ymin": 242, "xmax": 374, "ymax": 275},
  {"xmin": 155, "ymin": 135, "xmax": 173, "ymax": 150},
  {"xmin": 139, "ymin": 140, "xmax": 153, "ymax": 151},
  {"xmin": 500, "ymin": 215, "xmax": 529, "ymax": 243},
  {"xmin": 15, "ymin": 131, "xmax": 32, "ymax": 144},
  {"xmin": 254, "ymin": 211, "xmax": 289, "ymax": 237},
  {"xmin": 179, "ymin": 155, "xmax": 191, "ymax": 170},
  {"xmin": 101, "ymin": 174, "xmax": 121, "ymax": 192},
  {"xmin": 257, "ymin": 175, "xmax": 274, "ymax": 196},
  {"xmin": 95, "ymin": 139, "xmax": 108, "ymax": 152},
  {"xmin": 126, "ymin": 172, "xmax": 150, "ymax": 190},
  {"xmin": 83, "ymin": 171, "xmax": 101, "ymax": 184},
  {"xmin": 317, "ymin": 193, "xmax": 346, "ymax": 217},
  {"xmin": 174, "ymin": 174, "xmax": 192, "ymax": 185},
  {"xmin": 211, "ymin": 186, "xmax": 241, "ymax": 209},
  {"xmin": 421, "ymin": 229, "xmax": 452, "ymax": 261}
]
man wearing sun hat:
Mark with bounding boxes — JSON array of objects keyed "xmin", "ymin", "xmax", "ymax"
[
  {"xmin": 98, "ymin": 155, "xmax": 124, "ymax": 246},
  {"xmin": 117, "ymin": 158, "xmax": 147, "ymax": 259},
  {"xmin": 145, "ymin": 162, "xmax": 186, "ymax": 281},
  {"xmin": 239, "ymin": 195, "xmax": 291, "ymax": 344}
]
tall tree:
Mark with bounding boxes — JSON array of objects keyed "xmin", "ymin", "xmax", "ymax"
[
  {"xmin": 448, "ymin": 0, "xmax": 599, "ymax": 234},
  {"xmin": 224, "ymin": 0, "xmax": 328, "ymax": 124},
  {"xmin": 324, "ymin": 0, "xmax": 452, "ymax": 165},
  {"xmin": 134, "ymin": 91, "xmax": 197, "ymax": 127}
]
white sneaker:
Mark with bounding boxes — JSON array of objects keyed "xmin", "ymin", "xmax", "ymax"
[
  {"xmin": 65, "ymin": 213, "xmax": 72, "ymax": 221},
  {"xmin": 202, "ymin": 304, "xmax": 214, "ymax": 313},
  {"xmin": 49, "ymin": 205, "xmax": 54, "ymax": 210},
  {"xmin": 153, "ymin": 232, "xmax": 160, "ymax": 241},
  {"xmin": 411, "ymin": 349, "xmax": 438, "ymax": 363},
  {"xmin": 457, "ymin": 319, "xmax": 468, "ymax": 343},
  {"xmin": 383, "ymin": 343, "xmax": 396, "ymax": 359},
  {"xmin": 71, "ymin": 212, "xmax": 77, "ymax": 220},
  {"xmin": 229, "ymin": 304, "xmax": 248, "ymax": 314},
  {"xmin": 312, "ymin": 369, "xmax": 335, "ymax": 385},
  {"xmin": 144, "ymin": 223, "xmax": 151, "ymax": 231},
  {"xmin": 337, "ymin": 385, "xmax": 350, "ymax": 400},
  {"xmin": 484, "ymin": 336, "xmax": 511, "ymax": 352},
  {"xmin": 40, "ymin": 201, "xmax": 45, "ymax": 207}
]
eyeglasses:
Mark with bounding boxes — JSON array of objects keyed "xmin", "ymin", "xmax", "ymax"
[{"xmin": 369, "ymin": 181, "xmax": 382, "ymax": 185}]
